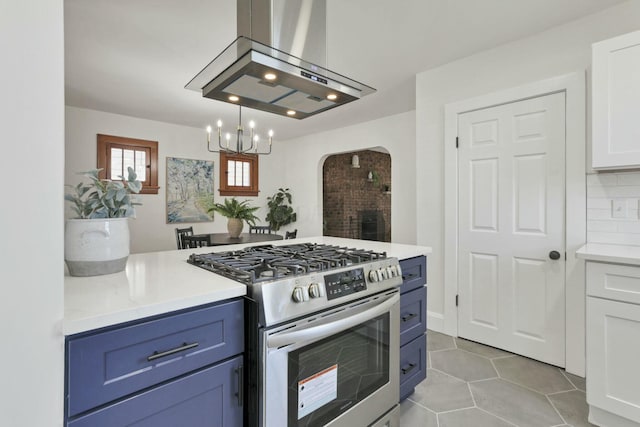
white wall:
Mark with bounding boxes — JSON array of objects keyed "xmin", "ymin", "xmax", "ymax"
[
  {"xmin": 65, "ymin": 106, "xmax": 284, "ymax": 253},
  {"xmin": 280, "ymin": 111, "xmax": 417, "ymax": 244},
  {"xmin": 416, "ymin": 0, "xmax": 640, "ymax": 325},
  {"xmin": 0, "ymin": 1, "xmax": 64, "ymax": 426}
]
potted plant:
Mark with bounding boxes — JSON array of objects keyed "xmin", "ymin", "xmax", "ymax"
[
  {"xmin": 265, "ymin": 188, "xmax": 297, "ymax": 232},
  {"xmin": 367, "ymin": 170, "xmax": 381, "ymax": 187},
  {"xmin": 64, "ymin": 167, "xmax": 142, "ymax": 277},
  {"xmin": 209, "ymin": 198, "xmax": 260, "ymax": 238}
]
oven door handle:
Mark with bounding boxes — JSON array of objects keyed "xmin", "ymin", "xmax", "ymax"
[{"xmin": 266, "ymin": 293, "xmax": 398, "ymax": 349}]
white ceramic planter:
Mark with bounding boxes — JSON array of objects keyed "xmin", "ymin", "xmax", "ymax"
[
  {"xmin": 227, "ymin": 218, "xmax": 243, "ymax": 238},
  {"xmin": 65, "ymin": 218, "xmax": 130, "ymax": 276}
]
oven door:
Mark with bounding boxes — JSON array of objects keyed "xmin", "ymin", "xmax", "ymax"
[{"xmin": 260, "ymin": 289, "xmax": 399, "ymax": 427}]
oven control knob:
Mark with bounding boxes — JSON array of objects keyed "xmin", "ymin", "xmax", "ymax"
[
  {"xmin": 292, "ymin": 286, "xmax": 309, "ymax": 303},
  {"xmin": 369, "ymin": 270, "xmax": 380, "ymax": 282},
  {"xmin": 392, "ymin": 266, "xmax": 400, "ymax": 277},
  {"xmin": 389, "ymin": 265, "xmax": 398, "ymax": 277},
  {"xmin": 379, "ymin": 268, "xmax": 388, "ymax": 280},
  {"xmin": 387, "ymin": 266, "xmax": 395, "ymax": 278},
  {"xmin": 308, "ymin": 283, "xmax": 324, "ymax": 298}
]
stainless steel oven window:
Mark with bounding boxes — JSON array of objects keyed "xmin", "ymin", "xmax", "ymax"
[{"xmin": 287, "ymin": 312, "xmax": 389, "ymax": 426}]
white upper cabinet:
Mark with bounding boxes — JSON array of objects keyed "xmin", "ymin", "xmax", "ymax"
[{"xmin": 592, "ymin": 31, "xmax": 640, "ymax": 170}]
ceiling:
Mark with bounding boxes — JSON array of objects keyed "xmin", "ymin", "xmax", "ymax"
[{"xmin": 65, "ymin": 0, "xmax": 626, "ymax": 141}]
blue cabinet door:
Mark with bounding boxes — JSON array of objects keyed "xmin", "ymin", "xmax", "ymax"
[
  {"xmin": 399, "ymin": 256, "xmax": 427, "ymax": 293},
  {"xmin": 68, "ymin": 355, "xmax": 243, "ymax": 427},
  {"xmin": 67, "ymin": 299, "xmax": 244, "ymax": 417},
  {"xmin": 400, "ymin": 286, "xmax": 427, "ymax": 346},
  {"xmin": 399, "ymin": 334, "xmax": 427, "ymax": 401}
]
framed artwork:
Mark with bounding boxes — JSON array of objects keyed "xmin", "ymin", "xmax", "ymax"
[{"xmin": 166, "ymin": 157, "xmax": 215, "ymax": 223}]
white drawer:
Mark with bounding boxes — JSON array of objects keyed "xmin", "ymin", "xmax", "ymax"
[{"xmin": 587, "ymin": 262, "xmax": 640, "ymax": 305}]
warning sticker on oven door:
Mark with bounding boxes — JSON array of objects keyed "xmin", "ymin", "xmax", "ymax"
[{"xmin": 298, "ymin": 364, "xmax": 338, "ymax": 419}]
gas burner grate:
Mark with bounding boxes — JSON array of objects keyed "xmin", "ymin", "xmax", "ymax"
[{"xmin": 187, "ymin": 243, "xmax": 387, "ymax": 285}]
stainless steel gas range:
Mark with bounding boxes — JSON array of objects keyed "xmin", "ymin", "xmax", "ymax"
[{"xmin": 188, "ymin": 243, "xmax": 403, "ymax": 427}]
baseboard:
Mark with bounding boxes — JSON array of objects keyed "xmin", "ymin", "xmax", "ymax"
[
  {"xmin": 589, "ymin": 406, "xmax": 640, "ymax": 427},
  {"xmin": 427, "ymin": 311, "xmax": 444, "ymax": 333}
]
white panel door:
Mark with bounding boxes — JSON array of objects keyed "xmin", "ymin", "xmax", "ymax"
[{"xmin": 457, "ymin": 92, "xmax": 566, "ymax": 366}]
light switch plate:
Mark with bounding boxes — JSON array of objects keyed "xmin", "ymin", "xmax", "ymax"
[{"xmin": 612, "ymin": 199, "xmax": 627, "ymax": 219}]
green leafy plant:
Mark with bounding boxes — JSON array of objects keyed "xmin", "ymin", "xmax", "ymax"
[
  {"xmin": 208, "ymin": 197, "xmax": 260, "ymax": 225},
  {"xmin": 369, "ymin": 170, "xmax": 380, "ymax": 187},
  {"xmin": 65, "ymin": 167, "xmax": 142, "ymax": 219},
  {"xmin": 266, "ymin": 188, "xmax": 297, "ymax": 232}
]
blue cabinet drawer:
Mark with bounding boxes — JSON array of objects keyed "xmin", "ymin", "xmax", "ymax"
[
  {"xmin": 399, "ymin": 334, "xmax": 427, "ymax": 401},
  {"xmin": 400, "ymin": 286, "xmax": 427, "ymax": 346},
  {"xmin": 400, "ymin": 256, "xmax": 426, "ymax": 293},
  {"xmin": 68, "ymin": 355, "xmax": 243, "ymax": 427},
  {"xmin": 67, "ymin": 299, "xmax": 244, "ymax": 417}
]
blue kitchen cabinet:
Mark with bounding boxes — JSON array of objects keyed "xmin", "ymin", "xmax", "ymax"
[
  {"xmin": 400, "ymin": 286, "xmax": 427, "ymax": 346},
  {"xmin": 65, "ymin": 298, "xmax": 244, "ymax": 427},
  {"xmin": 68, "ymin": 356, "xmax": 243, "ymax": 427},
  {"xmin": 399, "ymin": 256, "xmax": 427, "ymax": 401},
  {"xmin": 399, "ymin": 331, "xmax": 427, "ymax": 400}
]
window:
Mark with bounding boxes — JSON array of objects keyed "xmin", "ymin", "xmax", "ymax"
[
  {"xmin": 219, "ymin": 152, "xmax": 259, "ymax": 196},
  {"xmin": 97, "ymin": 134, "xmax": 159, "ymax": 194}
]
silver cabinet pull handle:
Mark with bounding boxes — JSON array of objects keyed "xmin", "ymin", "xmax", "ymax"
[
  {"xmin": 147, "ymin": 342, "xmax": 199, "ymax": 361},
  {"xmin": 235, "ymin": 366, "xmax": 244, "ymax": 407}
]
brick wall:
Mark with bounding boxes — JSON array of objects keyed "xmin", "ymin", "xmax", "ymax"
[{"xmin": 323, "ymin": 150, "xmax": 391, "ymax": 242}]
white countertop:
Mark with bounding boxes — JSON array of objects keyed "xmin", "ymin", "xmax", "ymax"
[
  {"xmin": 64, "ymin": 237, "xmax": 431, "ymax": 335},
  {"xmin": 300, "ymin": 236, "xmax": 432, "ymax": 259},
  {"xmin": 64, "ymin": 249, "xmax": 247, "ymax": 335},
  {"xmin": 576, "ymin": 243, "xmax": 640, "ymax": 266}
]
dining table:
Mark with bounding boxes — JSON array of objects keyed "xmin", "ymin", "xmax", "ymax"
[{"xmin": 183, "ymin": 232, "xmax": 283, "ymax": 247}]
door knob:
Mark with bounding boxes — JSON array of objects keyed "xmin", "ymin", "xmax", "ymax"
[{"xmin": 549, "ymin": 250, "xmax": 561, "ymax": 260}]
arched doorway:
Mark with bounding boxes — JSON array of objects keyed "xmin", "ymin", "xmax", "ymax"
[{"xmin": 322, "ymin": 149, "xmax": 391, "ymax": 242}]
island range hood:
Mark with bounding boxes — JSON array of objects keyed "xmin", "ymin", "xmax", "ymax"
[{"xmin": 185, "ymin": 0, "xmax": 375, "ymax": 119}]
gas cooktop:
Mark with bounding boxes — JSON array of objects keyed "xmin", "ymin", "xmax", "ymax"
[{"xmin": 187, "ymin": 243, "xmax": 388, "ymax": 285}]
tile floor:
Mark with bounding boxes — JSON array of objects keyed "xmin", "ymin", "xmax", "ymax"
[{"xmin": 400, "ymin": 331, "xmax": 594, "ymax": 427}]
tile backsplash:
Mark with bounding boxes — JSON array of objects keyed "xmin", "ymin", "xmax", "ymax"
[{"xmin": 587, "ymin": 171, "xmax": 640, "ymax": 246}]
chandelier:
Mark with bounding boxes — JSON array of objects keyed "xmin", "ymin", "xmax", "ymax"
[{"xmin": 206, "ymin": 106, "xmax": 273, "ymax": 155}]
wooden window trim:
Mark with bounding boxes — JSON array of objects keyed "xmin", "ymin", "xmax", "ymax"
[
  {"xmin": 97, "ymin": 134, "xmax": 159, "ymax": 195},
  {"xmin": 219, "ymin": 152, "xmax": 259, "ymax": 197}
]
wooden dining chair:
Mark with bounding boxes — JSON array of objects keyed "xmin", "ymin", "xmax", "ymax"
[
  {"xmin": 285, "ymin": 229, "xmax": 297, "ymax": 239},
  {"xmin": 249, "ymin": 225, "xmax": 272, "ymax": 234},
  {"xmin": 175, "ymin": 226, "xmax": 194, "ymax": 249},
  {"xmin": 185, "ymin": 235, "xmax": 209, "ymax": 248}
]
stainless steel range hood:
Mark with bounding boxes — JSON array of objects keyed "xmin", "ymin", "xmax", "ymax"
[{"xmin": 185, "ymin": 0, "xmax": 375, "ymax": 120}]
